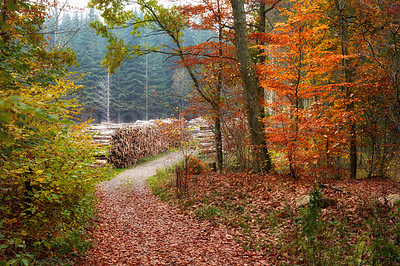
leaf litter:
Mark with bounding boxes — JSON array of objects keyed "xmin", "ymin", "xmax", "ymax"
[
  {"xmin": 78, "ymin": 153, "xmax": 400, "ymax": 264},
  {"xmin": 79, "ymin": 153, "xmax": 265, "ymax": 265}
]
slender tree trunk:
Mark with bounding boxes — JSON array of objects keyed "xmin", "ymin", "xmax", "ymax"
[
  {"xmin": 107, "ymin": 72, "xmax": 110, "ymax": 123},
  {"xmin": 215, "ymin": 0, "xmax": 223, "ymax": 170},
  {"xmin": 54, "ymin": 9, "xmax": 59, "ymax": 47},
  {"xmin": 214, "ymin": 74, "xmax": 223, "ymax": 170},
  {"xmin": 257, "ymin": 0, "xmax": 266, "ymax": 127},
  {"xmin": 258, "ymin": 1, "xmax": 267, "ymax": 64},
  {"xmin": 231, "ymin": 0, "xmax": 271, "ymax": 173},
  {"xmin": 349, "ymin": 123, "xmax": 357, "ymax": 178},
  {"xmin": 215, "ymin": 114, "xmax": 223, "ymax": 170},
  {"xmin": 336, "ymin": 0, "xmax": 357, "ymax": 179}
]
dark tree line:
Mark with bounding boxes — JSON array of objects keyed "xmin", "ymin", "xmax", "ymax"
[{"xmin": 45, "ymin": 8, "xmax": 214, "ymax": 123}]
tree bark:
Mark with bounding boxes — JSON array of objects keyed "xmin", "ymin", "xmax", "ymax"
[
  {"xmin": 215, "ymin": 0, "xmax": 223, "ymax": 171},
  {"xmin": 231, "ymin": 0, "xmax": 271, "ymax": 173},
  {"xmin": 335, "ymin": 0, "xmax": 357, "ymax": 179}
]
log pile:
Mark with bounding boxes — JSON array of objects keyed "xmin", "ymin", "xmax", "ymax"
[
  {"xmin": 188, "ymin": 118, "xmax": 215, "ymax": 153},
  {"xmin": 87, "ymin": 122, "xmax": 152, "ymax": 167},
  {"xmin": 91, "ymin": 155, "xmax": 109, "ymax": 168},
  {"xmin": 87, "ymin": 123, "xmax": 133, "ymax": 148},
  {"xmin": 87, "ymin": 119, "xmax": 214, "ymax": 168},
  {"xmin": 108, "ymin": 122, "xmax": 188, "ymax": 168}
]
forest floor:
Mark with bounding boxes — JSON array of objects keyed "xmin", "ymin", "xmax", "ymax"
[
  {"xmin": 145, "ymin": 159, "xmax": 400, "ymax": 264},
  {"xmin": 79, "ymin": 152, "xmax": 266, "ymax": 265},
  {"xmin": 79, "ymin": 151, "xmax": 400, "ymax": 264}
]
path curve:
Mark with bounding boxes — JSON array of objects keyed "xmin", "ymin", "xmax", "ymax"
[{"xmin": 81, "ymin": 152, "xmax": 265, "ymax": 265}]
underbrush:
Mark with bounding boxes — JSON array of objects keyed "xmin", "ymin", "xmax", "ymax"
[
  {"xmin": 0, "ymin": 164, "xmax": 114, "ymax": 266},
  {"xmin": 0, "ymin": 124, "xmax": 114, "ymax": 265},
  {"xmin": 149, "ymin": 158, "xmax": 400, "ymax": 264}
]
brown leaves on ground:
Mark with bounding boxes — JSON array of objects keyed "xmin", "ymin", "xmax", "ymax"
[
  {"xmin": 79, "ymin": 153, "xmax": 400, "ymax": 265},
  {"xmin": 80, "ymin": 177, "xmax": 266, "ymax": 265},
  {"xmin": 169, "ymin": 172, "xmax": 400, "ymax": 264}
]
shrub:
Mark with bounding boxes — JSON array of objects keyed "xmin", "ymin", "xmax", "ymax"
[{"xmin": 184, "ymin": 155, "xmax": 207, "ymax": 175}]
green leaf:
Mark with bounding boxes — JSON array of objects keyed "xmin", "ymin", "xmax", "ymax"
[
  {"xmin": 21, "ymin": 259, "xmax": 30, "ymax": 266},
  {"xmin": 8, "ymin": 95, "xmax": 20, "ymax": 104},
  {"xmin": 19, "ymin": 1, "xmax": 30, "ymax": 10},
  {"xmin": 13, "ymin": 238, "xmax": 22, "ymax": 249},
  {"xmin": 5, "ymin": 0, "xmax": 19, "ymax": 12},
  {"xmin": 61, "ymin": 119, "xmax": 73, "ymax": 125},
  {"xmin": 46, "ymin": 114, "xmax": 58, "ymax": 122},
  {"xmin": 34, "ymin": 109, "xmax": 47, "ymax": 119},
  {"xmin": 0, "ymin": 131, "xmax": 13, "ymax": 143},
  {"xmin": 16, "ymin": 102, "xmax": 28, "ymax": 113},
  {"xmin": 0, "ymin": 111, "xmax": 13, "ymax": 125},
  {"xmin": 0, "ymin": 98, "xmax": 10, "ymax": 109}
]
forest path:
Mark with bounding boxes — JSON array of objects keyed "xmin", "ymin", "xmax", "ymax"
[{"xmin": 81, "ymin": 152, "xmax": 265, "ymax": 265}]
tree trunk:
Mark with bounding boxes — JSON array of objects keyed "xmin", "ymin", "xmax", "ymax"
[
  {"xmin": 215, "ymin": 0, "xmax": 223, "ymax": 171},
  {"xmin": 231, "ymin": 0, "xmax": 271, "ymax": 173},
  {"xmin": 336, "ymin": 0, "xmax": 357, "ymax": 179},
  {"xmin": 215, "ymin": 114, "xmax": 223, "ymax": 170}
]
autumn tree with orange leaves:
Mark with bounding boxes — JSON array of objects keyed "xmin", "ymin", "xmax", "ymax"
[{"xmin": 259, "ymin": 0, "xmax": 400, "ymax": 179}]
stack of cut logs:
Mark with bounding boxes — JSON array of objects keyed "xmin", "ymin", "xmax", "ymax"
[
  {"xmin": 87, "ymin": 124, "xmax": 121, "ymax": 147},
  {"xmin": 108, "ymin": 124, "xmax": 178, "ymax": 168},
  {"xmin": 188, "ymin": 118, "xmax": 215, "ymax": 153},
  {"xmin": 87, "ymin": 118, "xmax": 212, "ymax": 168},
  {"xmin": 87, "ymin": 123, "xmax": 124, "ymax": 168}
]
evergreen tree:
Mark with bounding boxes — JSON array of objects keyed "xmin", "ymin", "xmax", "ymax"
[
  {"xmin": 59, "ymin": 9, "xmax": 215, "ymax": 123},
  {"xmin": 73, "ymin": 9, "xmax": 108, "ymax": 122}
]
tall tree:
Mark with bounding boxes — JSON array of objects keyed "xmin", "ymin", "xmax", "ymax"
[
  {"xmin": 354, "ymin": 0, "xmax": 400, "ymax": 177},
  {"xmin": 231, "ymin": 0, "xmax": 271, "ymax": 172},
  {"xmin": 179, "ymin": 0, "xmax": 236, "ymax": 170},
  {"xmin": 333, "ymin": 0, "xmax": 358, "ymax": 178}
]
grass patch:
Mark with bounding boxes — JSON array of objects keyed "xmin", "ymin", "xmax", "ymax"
[
  {"xmin": 147, "ymin": 166, "xmax": 177, "ymax": 201},
  {"xmin": 111, "ymin": 167, "xmax": 125, "ymax": 176},
  {"xmin": 194, "ymin": 206, "xmax": 223, "ymax": 220}
]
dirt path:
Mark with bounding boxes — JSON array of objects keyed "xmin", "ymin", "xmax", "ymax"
[{"xmin": 81, "ymin": 152, "xmax": 265, "ymax": 265}]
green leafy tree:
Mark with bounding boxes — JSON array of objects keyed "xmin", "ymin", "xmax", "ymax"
[{"xmin": 0, "ymin": 1, "xmax": 110, "ymax": 263}]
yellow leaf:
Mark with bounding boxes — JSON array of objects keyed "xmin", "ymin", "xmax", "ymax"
[{"xmin": 6, "ymin": 218, "xmax": 18, "ymax": 224}]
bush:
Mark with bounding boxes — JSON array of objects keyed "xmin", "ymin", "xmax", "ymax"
[
  {"xmin": 0, "ymin": 122, "xmax": 111, "ymax": 264},
  {"xmin": 184, "ymin": 155, "xmax": 207, "ymax": 175}
]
